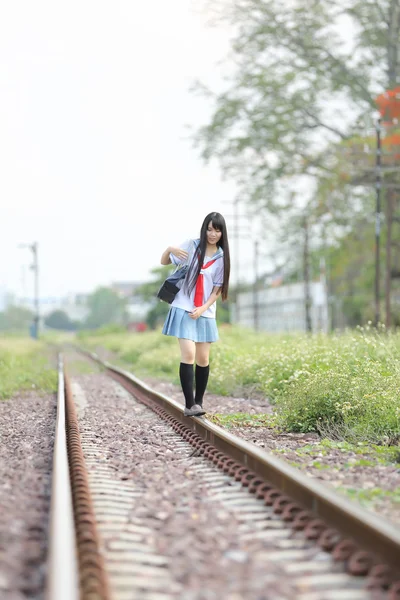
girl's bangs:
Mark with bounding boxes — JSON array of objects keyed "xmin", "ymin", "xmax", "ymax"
[{"xmin": 209, "ymin": 214, "xmax": 224, "ymax": 231}]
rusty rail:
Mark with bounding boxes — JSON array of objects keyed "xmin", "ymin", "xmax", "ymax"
[
  {"xmin": 85, "ymin": 350, "xmax": 400, "ymax": 598},
  {"xmin": 64, "ymin": 359, "xmax": 111, "ymax": 600}
]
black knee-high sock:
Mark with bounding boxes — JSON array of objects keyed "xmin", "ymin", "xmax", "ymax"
[
  {"xmin": 179, "ymin": 363, "xmax": 194, "ymax": 409},
  {"xmin": 194, "ymin": 364, "xmax": 209, "ymax": 407}
]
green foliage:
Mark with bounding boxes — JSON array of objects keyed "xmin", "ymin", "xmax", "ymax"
[
  {"xmin": 0, "ymin": 305, "xmax": 34, "ymax": 332},
  {"xmin": 193, "ymin": 0, "xmax": 400, "ymax": 309},
  {"xmin": 342, "ymin": 486, "xmax": 400, "ymax": 510},
  {"xmin": 135, "ymin": 266, "xmax": 173, "ymax": 302},
  {"xmin": 270, "ymin": 327, "xmax": 400, "ymax": 443},
  {"xmin": 216, "ymin": 301, "xmax": 231, "ymax": 325},
  {"xmin": 145, "ymin": 301, "xmax": 170, "ymax": 330},
  {"xmin": 209, "ymin": 413, "xmax": 275, "ymax": 428},
  {"xmin": 80, "ymin": 325, "xmax": 400, "ymax": 444},
  {"xmin": 78, "ymin": 328, "xmax": 178, "ymax": 378},
  {"xmin": 45, "ymin": 309, "xmax": 78, "ymax": 331},
  {"xmin": 189, "ymin": 0, "xmax": 400, "ymax": 337},
  {"xmin": 84, "ymin": 287, "xmax": 128, "ymax": 329},
  {"xmin": 273, "ymin": 438, "xmax": 400, "ymax": 465},
  {"xmin": 324, "ymin": 209, "xmax": 394, "ymax": 328},
  {"xmin": 77, "ymin": 324, "xmax": 126, "ymax": 338},
  {"xmin": 193, "ymin": 0, "xmax": 395, "ymax": 208},
  {"xmin": 135, "ymin": 266, "xmax": 175, "ymax": 329},
  {"xmin": 319, "ymin": 438, "xmax": 400, "ymax": 462},
  {"xmin": 0, "ymin": 338, "xmax": 57, "ymax": 399},
  {"xmin": 41, "ymin": 330, "xmax": 79, "ymax": 345}
]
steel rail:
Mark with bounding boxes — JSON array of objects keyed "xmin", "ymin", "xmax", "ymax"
[
  {"xmin": 46, "ymin": 354, "xmax": 79, "ymax": 600},
  {"xmin": 86, "ymin": 350, "xmax": 400, "ymax": 582},
  {"xmin": 64, "ymin": 362, "xmax": 111, "ymax": 600}
]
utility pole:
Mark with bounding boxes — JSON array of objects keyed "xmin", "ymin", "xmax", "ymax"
[
  {"xmin": 32, "ymin": 242, "xmax": 39, "ymax": 338},
  {"xmin": 385, "ymin": 191, "xmax": 395, "ymax": 329},
  {"xmin": 234, "ymin": 199, "xmax": 239, "ymax": 285},
  {"xmin": 253, "ymin": 240, "xmax": 259, "ymax": 331},
  {"xmin": 232, "ymin": 198, "xmax": 241, "ymax": 322},
  {"xmin": 19, "ymin": 242, "xmax": 39, "ymax": 338},
  {"xmin": 303, "ymin": 217, "xmax": 312, "ymax": 333},
  {"xmin": 375, "ymin": 118, "xmax": 382, "ymax": 326},
  {"xmin": 222, "ymin": 198, "xmax": 251, "ymax": 325},
  {"xmin": 319, "ymin": 256, "xmax": 329, "ymax": 333}
]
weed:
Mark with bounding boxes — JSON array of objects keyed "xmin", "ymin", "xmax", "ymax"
[
  {"xmin": 78, "ymin": 326, "xmax": 400, "ymax": 445},
  {"xmin": 0, "ymin": 338, "xmax": 57, "ymax": 399}
]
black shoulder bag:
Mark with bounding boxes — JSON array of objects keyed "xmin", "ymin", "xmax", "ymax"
[{"xmin": 157, "ymin": 264, "xmax": 189, "ymax": 304}]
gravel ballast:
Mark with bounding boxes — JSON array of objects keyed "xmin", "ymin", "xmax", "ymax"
[
  {"xmin": 140, "ymin": 376, "xmax": 400, "ymax": 527},
  {"xmin": 69, "ymin": 368, "xmax": 387, "ymax": 599},
  {"xmin": 0, "ymin": 392, "xmax": 56, "ymax": 599}
]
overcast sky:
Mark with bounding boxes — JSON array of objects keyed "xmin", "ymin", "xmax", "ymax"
[{"xmin": 0, "ymin": 0, "xmax": 256, "ymax": 301}]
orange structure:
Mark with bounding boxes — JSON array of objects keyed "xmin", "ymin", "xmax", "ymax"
[
  {"xmin": 376, "ymin": 86, "xmax": 400, "ymax": 123},
  {"xmin": 382, "ymin": 132, "xmax": 400, "ymax": 162}
]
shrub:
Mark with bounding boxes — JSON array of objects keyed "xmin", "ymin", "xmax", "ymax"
[{"xmin": 78, "ymin": 325, "xmax": 400, "ymax": 444}]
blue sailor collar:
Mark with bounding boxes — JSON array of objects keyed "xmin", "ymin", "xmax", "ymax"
[{"xmin": 194, "ymin": 238, "xmax": 224, "ymax": 260}]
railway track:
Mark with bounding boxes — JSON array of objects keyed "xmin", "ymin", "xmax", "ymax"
[{"xmin": 47, "ymin": 350, "xmax": 400, "ymax": 599}]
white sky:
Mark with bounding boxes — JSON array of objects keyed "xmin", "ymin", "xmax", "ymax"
[{"xmin": 0, "ymin": 0, "xmax": 258, "ymax": 301}]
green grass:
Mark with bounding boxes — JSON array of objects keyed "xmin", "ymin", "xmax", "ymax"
[
  {"xmin": 77, "ymin": 324, "xmax": 400, "ymax": 445},
  {"xmin": 208, "ymin": 413, "xmax": 276, "ymax": 429},
  {"xmin": 311, "ymin": 461, "xmax": 331, "ymax": 470},
  {"xmin": 0, "ymin": 337, "xmax": 57, "ymax": 399},
  {"xmin": 342, "ymin": 486, "xmax": 400, "ymax": 509},
  {"xmin": 319, "ymin": 439, "xmax": 400, "ymax": 464},
  {"xmin": 65, "ymin": 358, "xmax": 101, "ymax": 375},
  {"xmin": 270, "ymin": 439, "xmax": 400, "ymax": 468}
]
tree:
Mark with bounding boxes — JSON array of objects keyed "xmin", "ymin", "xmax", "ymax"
[
  {"xmin": 85, "ymin": 287, "xmax": 128, "ymax": 330},
  {"xmin": 326, "ymin": 216, "xmax": 377, "ymax": 327},
  {"xmin": 45, "ymin": 310, "xmax": 77, "ymax": 331},
  {"xmin": 193, "ymin": 0, "xmax": 399, "ymax": 213},
  {"xmin": 192, "ymin": 0, "xmax": 400, "ymax": 327},
  {"xmin": 135, "ymin": 266, "xmax": 173, "ymax": 329},
  {"xmin": 0, "ymin": 305, "xmax": 34, "ymax": 332},
  {"xmin": 135, "ymin": 266, "xmax": 172, "ymax": 302}
]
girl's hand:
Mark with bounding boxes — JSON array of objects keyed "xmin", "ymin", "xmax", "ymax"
[
  {"xmin": 189, "ymin": 307, "xmax": 205, "ymax": 320},
  {"xmin": 170, "ymin": 247, "xmax": 189, "ymax": 262}
]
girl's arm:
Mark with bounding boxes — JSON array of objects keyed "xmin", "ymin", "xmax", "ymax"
[
  {"xmin": 189, "ymin": 286, "xmax": 221, "ymax": 319},
  {"xmin": 160, "ymin": 246, "xmax": 172, "ymax": 265},
  {"xmin": 160, "ymin": 246, "xmax": 189, "ymax": 265}
]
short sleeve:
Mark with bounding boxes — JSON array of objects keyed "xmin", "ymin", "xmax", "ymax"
[
  {"xmin": 213, "ymin": 257, "xmax": 224, "ymax": 286},
  {"xmin": 170, "ymin": 240, "xmax": 193, "ymax": 266}
]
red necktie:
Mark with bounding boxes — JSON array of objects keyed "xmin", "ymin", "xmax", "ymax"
[{"xmin": 194, "ymin": 259, "xmax": 217, "ymax": 307}]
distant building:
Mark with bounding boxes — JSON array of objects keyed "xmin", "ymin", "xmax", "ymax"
[
  {"xmin": 233, "ymin": 281, "xmax": 329, "ymax": 333},
  {"xmin": 59, "ymin": 295, "xmax": 90, "ymax": 323},
  {"xmin": 14, "ymin": 281, "xmax": 155, "ymax": 330},
  {"xmin": 111, "ymin": 281, "xmax": 153, "ymax": 327},
  {"xmin": 16, "ymin": 294, "xmax": 89, "ymax": 323}
]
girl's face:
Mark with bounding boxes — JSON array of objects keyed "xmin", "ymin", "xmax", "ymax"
[{"xmin": 206, "ymin": 221, "xmax": 222, "ymax": 245}]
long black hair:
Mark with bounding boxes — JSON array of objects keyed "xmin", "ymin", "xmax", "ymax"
[{"xmin": 185, "ymin": 212, "xmax": 231, "ymax": 301}]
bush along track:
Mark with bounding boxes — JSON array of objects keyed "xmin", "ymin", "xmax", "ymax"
[{"xmin": 78, "ymin": 325, "xmax": 400, "ymax": 445}]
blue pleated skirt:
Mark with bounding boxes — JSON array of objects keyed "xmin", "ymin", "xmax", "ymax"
[{"xmin": 162, "ymin": 307, "xmax": 219, "ymax": 342}]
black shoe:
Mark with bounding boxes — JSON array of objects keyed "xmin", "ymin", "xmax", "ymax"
[{"xmin": 184, "ymin": 404, "xmax": 206, "ymax": 417}]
